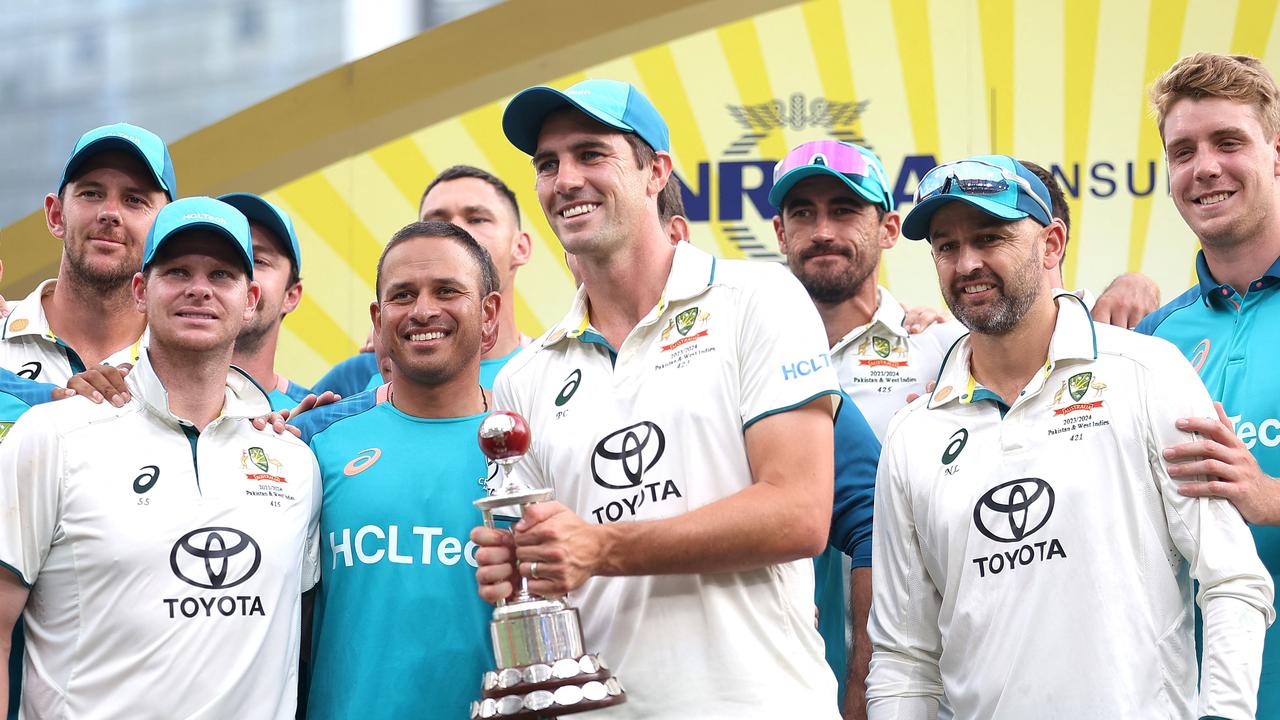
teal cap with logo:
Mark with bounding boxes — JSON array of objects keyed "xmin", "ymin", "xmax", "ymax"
[
  {"xmin": 502, "ymin": 78, "xmax": 670, "ymax": 156},
  {"xmin": 58, "ymin": 123, "xmax": 177, "ymax": 200},
  {"xmin": 218, "ymin": 193, "xmax": 301, "ymax": 272},
  {"xmin": 901, "ymin": 155, "xmax": 1054, "ymax": 240},
  {"xmin": 143, "ymin": 197, "xmax": 253, "ymax": 277}
]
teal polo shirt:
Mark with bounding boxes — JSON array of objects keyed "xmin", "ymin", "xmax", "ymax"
[{"xmin": 1137, "ymin": 250, "xmax": 1280, "ymax": 716}]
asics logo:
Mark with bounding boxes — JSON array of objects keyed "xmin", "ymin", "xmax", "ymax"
[{"xmin": 344, "ymin": 448, "xmax": 382, "ymax": 476}]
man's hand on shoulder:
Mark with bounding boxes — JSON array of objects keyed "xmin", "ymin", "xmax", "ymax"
[
  {"xmin": 58, "ymin": 363, "xmax": 133, "ymax": 405},
  {"xmin": 250, "ymin": 391, "xmax": 341, "ymax": 438},
  {"xmin": 1093, "ymin": 272, "xmax": 1160, "ymax": 330},
  {"xmin": 1164, "ymin": 402, "xmax": 1280, "ymax": 525},
  {"xmin": 903, "ymin": 306, "xmax": 950, "ymax": 334}
]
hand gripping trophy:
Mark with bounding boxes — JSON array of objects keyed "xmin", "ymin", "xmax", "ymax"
[{"xmin": 471, "ymin": 410, "xmax": 626, "ymax": 719}]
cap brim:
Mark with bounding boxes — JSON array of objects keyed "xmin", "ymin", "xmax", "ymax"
[
  {"xmin": 502, "ymin": 86, "xmax": 635, "ymax": 156},
  {"xmin": 149, "ymin": 222, "xmax": 255, "ymax": 278},
  {"xmin": 901, "ymin": 195, "xmax": 1029, "ymax": 241},
  {"xmin": 768, "ymin": 166, "xmax": 886, "ymax": 211},
  {"xmin": 219, "ymin": 193, "xmax": 300, "ymax": 270},
  {"xmin": 60, "ymin": 137, "xmax": 169, "ymax": 197}
]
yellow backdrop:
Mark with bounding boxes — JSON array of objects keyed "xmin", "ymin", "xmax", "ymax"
[{"xmin": 4, "ymin": 0, "xmax": 1278, "ymax": 386}]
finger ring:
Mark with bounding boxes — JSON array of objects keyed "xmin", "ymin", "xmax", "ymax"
[{"xmin": 529, "ymin": 561, "xmax": 539, "ymax": 579}]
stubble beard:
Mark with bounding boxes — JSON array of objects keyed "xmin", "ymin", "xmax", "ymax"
[
  {"xmin": 944, "ymin": 250, "xmax": 1042, "ymax": 336},
  {"xmin": 793, "ymin": 247, "xmax": 879, "ymax": 305}
]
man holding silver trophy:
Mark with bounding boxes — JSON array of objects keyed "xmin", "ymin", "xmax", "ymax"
[{"xmin": 470, "ymin": 79, "xmax": 847, "ymax": 719}]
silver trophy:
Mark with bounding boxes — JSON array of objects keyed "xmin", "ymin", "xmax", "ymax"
[{"xmin": 471, "ymin": 410, "xmax": 626, "ymax": 720}]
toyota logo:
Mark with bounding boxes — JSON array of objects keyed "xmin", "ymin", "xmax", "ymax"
[
  {"xmin": 973, "ymin": 478, "xmax": 1055, "ymax": 543},
  {"xmin": 591, "ymin": 421, "xmax": 666, "ymax": 489},
  {"xmin": 170, "ymin": 527, "xmax": 262, "ymax": 589}
]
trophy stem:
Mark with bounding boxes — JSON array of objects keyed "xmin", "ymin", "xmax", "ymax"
[{"xmin": 472, "ymin": 410, "xmax": 625, "ymax": 718}]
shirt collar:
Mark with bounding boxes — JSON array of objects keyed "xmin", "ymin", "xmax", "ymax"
[
  {"xmin": 127, "ymin": 350, "xmax": 271, "ymax": 427},
  {"xmin": 928, "ymin": 292, "xmax": 1097, "ymax": 409},
  {"xmin": 1, "ymin": 279, "xmax": 58, "ymax": 340},
  {"xmin": 546, "ymin": 242, "xmax": 717, "ymax": 347},
  {"xmin": 831, "ymin": 285, "xmax": 908, "ymax": 353},
  {"xmin": 1194, "ymin": 250, "xmax": 1280, "ymax": 303}
]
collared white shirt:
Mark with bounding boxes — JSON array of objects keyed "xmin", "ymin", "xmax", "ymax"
[
  {"xmin": 867, "ymin": 295, "xmax": 1273, "ymax": 720},
  {"xmin": 0, "ymin": 351, "xmax": 321, "ymax": 720},
  {"xmin": 830, "ymin": 286, "xmax": 966, "ymax": 441},
  {"xmin": 493, "ymin": 242, "xmax": 842, "ymax": 720},
  {"xmin": 0, "ymin": 279, "xmax": 145, "ymax": 385}
]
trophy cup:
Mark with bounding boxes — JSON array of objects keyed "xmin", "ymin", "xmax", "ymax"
[{"xmin": 471, "ymin": 410, "xmax": 626, "ymax": 719}]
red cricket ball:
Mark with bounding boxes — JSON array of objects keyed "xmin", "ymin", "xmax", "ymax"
[{"xmin": 477, "ymin": 410, "xmax": 531, "ymax": 460}]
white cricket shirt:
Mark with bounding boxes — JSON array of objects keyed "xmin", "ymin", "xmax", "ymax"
[
  {"xmin": 830, "ymin": 286, "xmax": 966, "ymax": 441},
  {"xmin": 0, "ymin": 279, "xmax": 144, "ymax": 385},
  {"xmin": 0, "ymin": 351, "xmax": 321, "ymax": 719},
  {"xmin": 866, "ymin": 295, "xmax": 1274, "ymax": 720},
  {"xmin": 494, "ymin": 242, "xmax": 842, "ymax": 719}
]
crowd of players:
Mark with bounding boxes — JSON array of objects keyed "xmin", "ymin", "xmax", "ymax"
[{"xmin": 0, "ymin": 49, "xmax": 1278, "ymax": 720}]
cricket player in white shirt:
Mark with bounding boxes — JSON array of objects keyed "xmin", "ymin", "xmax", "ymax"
[
  {"xmin": 866, "ymin": 154, "xmax": 1273, "ymax": 720},
  {"xmin": 470, "ymin": 79, "xmax": 844, "ymax": 719},
  {"xmin": 0, "ymin": 196, "xmax": 320, "ymax": 719}
]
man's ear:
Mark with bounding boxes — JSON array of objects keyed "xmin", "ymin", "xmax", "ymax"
[
  {"xmin": 773, "ymin": 215, "xmax": 788, "ymax": 254},
  {"xmin": 510, "ymin": 230, "xmax": 532, "ymax": 271},
  {"xmin": 369, "ymin": 299, "xmax": 381, "ymax": 339},
  {"xmin": 45, "ymin": 193, "xmax": 67, "ymax": 240},
  {"xmin": 1042, "ymin": 220, "xmax": 1067, "ymax": 271},
  {"xmin": 242, "ymin": 281, "xmax": 262, "ymax": 323},
  {"xmin": 880, "ymin": 211, "xmax": 902, "ymax": 251},
  {"xmin": 667, "ymin": 216, "xmax": 690, "ymax": 244},
  {"xmin": 132, "ymin": 272, "xmax": 147, "ymax": 314},
  {"xmin": 281, "ymin": 281, "xmax": 303, "ymax": 317},
  {"xmin": 479, "ymin": 291, "xmax": 501, "ymax": 356},
  {"xmin": 648, "ymin": 152, "xmax": 674, "ymax": 198}
]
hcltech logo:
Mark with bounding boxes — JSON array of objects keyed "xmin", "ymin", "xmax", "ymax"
[
  {"xmin": 165, "ymin": 527, "xmax": 266, "ymax": 619},
  {"xmin": 970, "ymin": 478, "xmax": 1067, "ymax": 578},
  {"xmin": 588, "ymin": 421, "xmax": 683, "ymax": 524}
]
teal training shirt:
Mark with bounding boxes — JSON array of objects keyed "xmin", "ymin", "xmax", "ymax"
[
  {"xmin": 294, "ymin": 389, "xmax": 494, "ymax": 720},
  {"xmin": 480, "ymin": 347, "xmax": 521, "ymax": 388},
  {"xmin": 1137, "ymin": 250, "xmax": 1280, "ymax": 715},
  {"xmin": 267, "ymin": 378, "xmax": 311, "ymax": 413},
  {"xmin": 1, "ymin": 370, "xmax": 56, "ymax": 720}
]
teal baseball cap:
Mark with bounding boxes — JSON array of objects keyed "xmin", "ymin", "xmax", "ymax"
[
  {"xmin": 502, "ymin": 78, "xmax": 670, "ymax": 156},
  {"xmin": 769, "ymin": 140, "xmax": 895, "ymax": 212},
  {"xmin": 218, "ymin": 193, "xmax": 300, "ymax": 273},
  {"xmin": 143, "ymin": 197, "xmax": 253, "ymax": 277},
  {"xmin": 58, "ymin": 123, "xmax": 176, "ymax": 200},
  {"xmin": 901, "ymin": 155, "xmax": 1054, "ymax": 240}
]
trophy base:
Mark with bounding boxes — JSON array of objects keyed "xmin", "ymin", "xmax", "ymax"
[{"xmin": 471, "ymin": 653, "xmax": 626, "ymax": 719}]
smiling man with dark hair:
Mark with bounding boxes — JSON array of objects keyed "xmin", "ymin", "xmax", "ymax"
[
  {"xmin": 866, "ymin": 154, "xmax": 1273, "ymax": 720},
  {"xmin": 293, "ymin": 220, "xmax": 501, "ymax": 720}
]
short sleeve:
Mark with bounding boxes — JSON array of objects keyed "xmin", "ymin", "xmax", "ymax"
[
  {"xmin": 301, "ymin": 451, "xmax": 323, "ymax": 592},
  {"xmin": 737, "ymin": 266, "xmax": 841, "ymax": 428},
  {"xmin": 0, "ymin": 407, "xmax": 64, "ymax": 586},
  {"xmin": 831, "ymin": 399, "xmax": 880, "ymax": 566}
]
